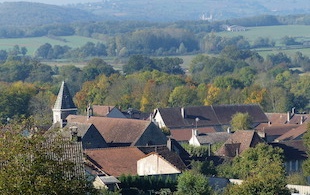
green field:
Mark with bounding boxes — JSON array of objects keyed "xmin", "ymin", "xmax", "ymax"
[
  {"xmin": 217, "ymin": 25, "xmax": 310, "ymax": 57},
  {"xmin": 0, "ymin": 36, "xmax": 103, "ymax": 55}
]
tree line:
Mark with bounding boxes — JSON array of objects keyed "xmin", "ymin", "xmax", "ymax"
[{"xmin": 0, "ymin": 46, "xmax": 309, "ymax": 125}]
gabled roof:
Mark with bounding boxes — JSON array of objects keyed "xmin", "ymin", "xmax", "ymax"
[
  {"xmin": 155, "ymin": 104, "xmax": 268, "ymax": 129},
  {"xmin": 85, "ymin": 147, "xmax": 146, "ymax": 177},
  {"xmin": 63, "ymin": 122, "xmax": 93, "ymax": 138},
  {"xmin": 256, "ymin": 124, "xmax": 299, "ymax": 136},
  {"xmin": 137, "ymin": 146, "xmax": 187, "ymax": 171},
  {"xmin": 275, "ymin": 123, "xmax": 309, "ymax": 142},
  {"xmin": 266, "ymin": 113, "xmax": 310, "ymax": 125},
  {"xmin": 170, "ymin": 127, "xmax": 217, "ymax": 142},
  {"xmin": 53, "ymin": 81, "xmax": 76, "ymax": 110},
  {"xmin": 216, "ymin": 130, "xmax": 264, "ymax": 157},
  {"xmin": 67, "ymin": 115, "xmax": 157, "ymax": 146},
  {"xmin": 212, "ymin": 104, "xmax": 268, "ymax": 124},
  {"xmin": 270, "ymin": 140, "xmax": 307, "ymax": 161},
  {"xmin": 196, "ymin": 132, "xmax": 231, "ymax": 145}
]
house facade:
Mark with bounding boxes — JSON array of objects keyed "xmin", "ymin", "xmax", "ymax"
[{"xmin": 137, "ymin": 153, "xmax": 182, "ymax": 175}]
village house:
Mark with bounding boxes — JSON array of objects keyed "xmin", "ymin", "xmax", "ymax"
[
  {"xmin": 216, "ymin": 130, "xmax": 264, "ymax": 157},
  {"xmin": 152, "ymin": 104, "xmax": 268, "ymax": 143},
  {"xmin": 189, "ymin": 129, "xmax": 231, "ymax": 147},
  {"xmin": 271, "ymin": 140, "xmax": 307, "ymax": 173},
  {"xmin": 67, "ymin": 115, "xmax": 167, "ymax": 147},
  {"xmin": 85, "ymin": 146, "xmax": 187, "ymax": 177}
]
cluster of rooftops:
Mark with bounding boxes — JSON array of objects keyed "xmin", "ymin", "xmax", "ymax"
[{"xmin": 50, "ymin": 81, "xmax": 310, "ymax": 188}]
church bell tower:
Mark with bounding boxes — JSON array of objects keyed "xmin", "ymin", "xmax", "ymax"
[{"xmin": 52, "ymin": 81, "xmax": 77, "ymax": 127}]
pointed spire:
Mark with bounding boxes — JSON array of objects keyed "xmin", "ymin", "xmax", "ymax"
[{"xmin": 53, "ymin": 81, "xmax": 76, "ymax": 110}]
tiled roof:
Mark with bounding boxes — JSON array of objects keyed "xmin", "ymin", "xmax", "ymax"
[
  {"xmin": 53, "ymin": 81, "xmax": 76, "ymax": 110},
  {"xmin": 196, "ymin": 132, "xmax": 231, "ymax": 145},
  {"xmin": 216, "ymin": 130, "xmax": 264, "ymax": 157},
  {"xmin": 67, "ymin": 115, "xmax": 157, "ymax": 146},
  {"xmin": 212, "ymin": 104, "xmax": 268, "ymax": 124},
  {"xmin": 85, "ymin": 147, "xmax": 146, "ymax": 177},
  {"xmin": 256, "ymin": 124, "xmax": 299, "ymax": 136},
  {"xmin": 275, "ymin": 123, "xmax": 309, "ymax": 142},
  {"xmin": 92, "ymin": 105, "xmax": 115, "ymax": 117},
  {"xmin": 270, "ymin": 140, "xmax": 307, "ymax": 161},
  {"xmin": 155, "ymin": 104, "xmax": 268, "ymax": 129},
  {"xmin": 170, "ymin": 127, "xmax": 217, "ymax": 142},
  {"xmin": 265, "ymin": 113, "xmax": 289, "ymax": 124},
  {"xmin": 63, "ymin": 122, "xmax": 93, "ymax": 138},
  {"xmin": 137, "ymin": 146, "xmax": 187, "ymax": 171},
  {"xmin": 266, "ymin": 113, "xmax": 310, "ymax": 125}
]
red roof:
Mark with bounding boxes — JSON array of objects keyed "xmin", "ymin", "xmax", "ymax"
[
  {"xmin": 216, "ymin": 130, "xmax": 264, "ymax": 157},
  {"xmin": 92, "ymin": 105, "xmax": 115, "ymax": 117},
  {"xmin": 67, "ymin": 115, "xmax": 153, "ymax": 145},
  {"xmin": 275, "ymin": 123, "xmax": 309, "ymax": 142},
  {"xmin": 85, "ymin": 147, "xmax": 145, "ymax": 177}
]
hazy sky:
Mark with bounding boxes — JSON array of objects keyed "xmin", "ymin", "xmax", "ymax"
[{"xmin": 0, "ymin": 0, "xmax": 101, "ymax": 5}]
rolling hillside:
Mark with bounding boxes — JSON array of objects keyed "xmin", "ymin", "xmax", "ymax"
[{"xmin": 0, "ymin": 2, "xmax": 101, "ymax": 27}]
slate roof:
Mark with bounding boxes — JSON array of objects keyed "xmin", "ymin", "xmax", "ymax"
[
  {"xmin": 67, "ymin": 115, "xmax": 162, "ymax": 146},
  {"xmin": 275, "ymin": 123, "xmax": 309, "ymax": 142},
  {"xmin": 170, "ymin": 127, "xmax": 217, "ymax": 142},
  {"xmin": 196, "ymin": 132, "xmax": 231, "ymax": 145},
  {"xmin": 155, "ymin": 104, "xmax": 268, "ymax": 129},
  {"xmin": 85, "ymin": 147, "xmax": 146, "ymax": 177},
  {"xmin": 53, "ymin": 81, "xmax": 76, "ymax": 110},
  {"xmin": 137, "ymin": 146, "xmax": 187, "ymax": 171},
  {"xmin": 216, "ymin": 130, "xmax": 264, "ymax": 157},
  {"xmin": 270, "ymin": 140, "xmax": 307, "ymax": 161}
]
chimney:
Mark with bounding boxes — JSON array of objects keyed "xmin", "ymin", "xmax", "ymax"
[
  {"xmin": 301, "ymin": 116, "xmax": 304, "ymax": 125},
  {"xmin": 70, "ymin": 126, "xmax": 80, "ymax": 142},
  {"xmin": 87, "ymin": 104, "xmax": 92, "ymax": 120},
  {"xmin": 192, "ymin": 129, "xmax": 198, "ymax": 137},
  {"xmin": 292, "ymin": 107, "xmax": 296, "ymax": 115},
  {"xmin": 227, "ymin": 127, "xmax": 231, "ymax": 133},
  {"xmin": 208, "ymin": 143, "xmax": 212, "ymax": 156},
  {"xmin": 181, "ymin": 107, "xmax": 186, "ymax": 118},
  {"xmin": 107, "ymin": 106, "xmax": 111, "ymax": 114},
  {"xmin": 287, "ymin": 111, "xmax": 291, "ymax": 123},
  {"xmin": 167, "ymin": 137, "xmax": 172, "ymax": 151}
]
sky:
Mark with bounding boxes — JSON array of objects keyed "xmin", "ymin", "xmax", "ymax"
[{"xmin": 0, "ymin": 0, "xmax": 101, "ymax": 5}]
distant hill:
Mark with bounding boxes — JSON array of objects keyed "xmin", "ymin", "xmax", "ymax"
[
  {"xmin": 0, "ymin": 2, "xmax": 101, "ymax": 27},
  {"xmin": 69, "ymin": 0, "xmax": 310, "ymax": 22}
]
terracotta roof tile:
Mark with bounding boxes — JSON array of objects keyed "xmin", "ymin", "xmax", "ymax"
[
  {"xmin": 92, "ymin": 105, "xmax": 115, "ymax": 117},
  {"xmin": 275, "ymin": 123, "xmax": 309, "ymax": 142},
  {"xmin": 256, "ymin": 124, "xmax": 299, "ymax": 136},
  {"xmin": 216, "ymin": 130, "xmax": 264, "ymax": 157},
  {"xmin": 67, "ymin": 115, "xmax": 153, "ymax": 145},
  {"xmin": 85, "ymin": 147, "xmax": 146, "ymax": 177}
]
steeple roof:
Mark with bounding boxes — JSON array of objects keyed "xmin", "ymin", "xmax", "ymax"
[{"xmin": 53, "ymin": 81, "xmax": 76, "ymax": 110}]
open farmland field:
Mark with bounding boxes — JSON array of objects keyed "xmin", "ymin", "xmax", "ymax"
[
  {"xmin": 217, "ymin": 25, "xmax": 310, "ymax": 57},
  {"xmin": 217, "ymin": 25, "xmax": 310, "ymax": 45},
  {"xmin": 0, "ymin": 36, "xmax": 103, "ymax": 55}
]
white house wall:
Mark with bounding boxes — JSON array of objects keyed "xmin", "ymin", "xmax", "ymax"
[
  {"xmin": 153, "ymin": 110, "xmax": 166, "ymax": 128},
  {"xmin": 137, "ymin": 154, "xmax": 181, "ymax": 176}
]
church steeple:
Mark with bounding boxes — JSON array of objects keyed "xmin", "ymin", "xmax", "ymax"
[{"xmin": 53, "ymin": 81, "xmax": 77, "ymax": 127}]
